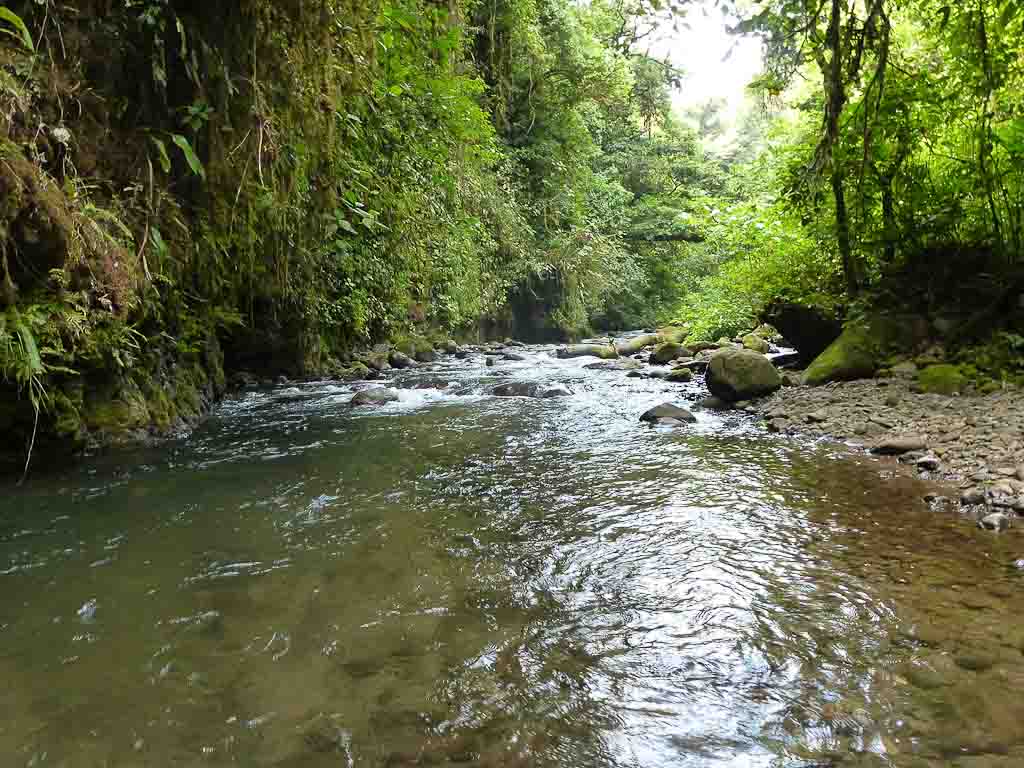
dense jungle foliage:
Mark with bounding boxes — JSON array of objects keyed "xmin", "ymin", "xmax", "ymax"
[{"xmin": 1, "ymin": 0, "xmax": 1023, "ymax": 471}]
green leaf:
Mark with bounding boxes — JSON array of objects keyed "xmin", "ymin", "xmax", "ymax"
[
  {"xmin": 150, "ymin": 136, "xmax": 171, "ymax": 173},
  {"xmin": 171, "ymin": 134, "xmax": 205, "ymax": 179},
  {"xmin": 0, "ymin": 8, "xmax": 34, "ymax": 52}
]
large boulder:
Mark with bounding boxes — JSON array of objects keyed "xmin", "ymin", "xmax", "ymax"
[
  {"xmin": 556, "ymin": 344, "xmax": 618, "ymax": 360},
  {"xmin": 762, "ymin": 302, "xmax": 842, "ymax": 363},
  {"xmin": 705, "ymin": 347, "xmax": 782, "ymax": 402},
  {"xmin": 650, "ymin": 342, "xmax": 691, "ymax": 365},
  {"xmin": 803, "ymin": 324, "xmax": 878, "ymax": 385},
  {"xmin": 803, "ymin": 313, "xmax": 931, "ymax": 386}
]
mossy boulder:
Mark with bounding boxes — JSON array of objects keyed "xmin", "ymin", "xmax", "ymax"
[
  {"xmin": 650, "ymin": 342, "xmax": 691, "ymax": 365},
  {"xmin": 615, "ymin": 333, "xmax": 661, "ymax": 355},
  {"xmin": 803, "ymin": 314, "xmax": 926, "ymax": 386},
  {"xmin": 803, "ymin": 324, "xmax": 879, "ymax": 385},
  {"xmin": 656, "ymin": 325, "xmax": 690, "ymax": 344},
  {"xmin": 666, "ymin": 367, "xmax": 693, "ymax": 383},
  {"xmin": 742, "ymin": 334, "xmax": 770, "ymax": 353},
  {"xmin": 918, "ymin": 364, "xmax": 966, "ymax": 395},
  {"xmin": 556, "ymin": 344, "xmax": 618, "ymax": 360},
  {"xmin": 705, "ymin": 347, "xmax": 782, "ymax": 402}
]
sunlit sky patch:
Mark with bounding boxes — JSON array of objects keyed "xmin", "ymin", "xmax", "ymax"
[{"xmin": 649, "ymin": 0, "xmax": 764, "ymax": 124}]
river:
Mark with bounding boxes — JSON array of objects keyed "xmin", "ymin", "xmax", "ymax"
[{"xmin": 2, "ymin": 342, "xmax": 1023, "ymax": 767}]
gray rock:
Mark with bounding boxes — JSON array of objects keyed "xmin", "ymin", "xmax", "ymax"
[
  {"xmin": 742, "ymin": 334, "xmax": 770, "ymax": 353},
  {"xmin": 503, "ymin": 353, "xmax": 527, "ymax": 361},
  {"xmin": 650, "ymin": 342, "xmax": 692, "ymax": 365},
  {"xmin": 414, "ymin": 348, "xmax": 438, "ymax": 363},
  {"xmin": 916, "ymin": 455, "xmax": 942, "ymax": 471},
  {"xmin": 541, "ymin": 386, "xmax": 573, "ymax": 398},
  {"xmin": 1017, "ymin": 465, "xmax": 1024, "ymax": 482},
  {"xmin": 350, "ymin": 387, "xmax": 400, "ymax": 406},
  {"xmin": 807, "ymin": 409, "xmax": 829, "ymax": 423},
  {"xmin": 678, "ymin": 359, "xmax": 709, "ymax": 373},
  {"xmin": 705, "ymin": 347, "xmax": 783, "ymax": 402},
  {"xmin": 492, "ymin": 382, "xmax": 542, "ymax": 398},
  {"xmin": 695, "ymin": 396, "xmax": 730, "ymax": 411},
  {"xmin": 639, "ymin": 403, "xmax": 697, "ymax": 424},
  {"xmin": 870, "ymin": 435, "xmax": 927, "ymax": 455},
  {"xmin": 389, "ymin": 351, "xmax": 416, "ymax": 369},
  {"xmin": 978, "ymin": 512, "xmax": 1011, "ymax": 532},
  {"xmin": 961, "ymin": 488, "xmax": 987, "ymax": 506},
  {"xmin": 485, "ymin": 357, "xmax": 495, "ymax": 367}
]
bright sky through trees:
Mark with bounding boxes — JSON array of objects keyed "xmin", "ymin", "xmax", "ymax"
[{"xmin": 652, "ymin": 1, "xmax": 763, "ymax": 122}]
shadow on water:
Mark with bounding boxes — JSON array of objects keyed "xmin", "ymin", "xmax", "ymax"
[{"xmin": 2, "ymin": 346, "xmax": 1024, "ymax": 767}]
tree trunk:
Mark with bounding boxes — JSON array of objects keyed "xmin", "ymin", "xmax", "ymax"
[{"xmin": 832, "ymin": 168, "xmax": 859, "ymax": 295}]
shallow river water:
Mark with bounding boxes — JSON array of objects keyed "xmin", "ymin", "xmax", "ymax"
[{"xmin": 3, "ymin": 344, "xmax": 1024, "ymax": 768}]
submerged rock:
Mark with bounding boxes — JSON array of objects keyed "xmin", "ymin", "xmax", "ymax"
[
  {"xmin": 350, "ymin": 387, "xmax": 400, "ymax": 406},
  {"xmin": 492, "ymin": 382, "xmax": 541, "ymax": 397},
  {"xmin": 541, "ymin": 385, "xmax": 573, "ymax": 398},
  {"xmin": 639, "ymin": 403, "xmax": 697, "ymax": 424},
  {"xmin": 492, "ymin": 382, "xmax": 573, "ymax": 398},
  {"xmin": 705, "ymin": 347, "xmax": 782, "ymax": 402}
]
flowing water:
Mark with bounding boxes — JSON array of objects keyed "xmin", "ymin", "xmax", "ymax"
[{"xmin": 3, "ymin": 343, "xmax": 1024, "ymax": 768}]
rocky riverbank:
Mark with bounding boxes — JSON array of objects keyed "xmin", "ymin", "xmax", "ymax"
[{"xmin": 753, "ymin": 376, "xmax": 1024, "ymax": 527}]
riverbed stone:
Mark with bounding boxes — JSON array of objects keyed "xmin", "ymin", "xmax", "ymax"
[
  {"xmin": 705, "ymin": 347, "xmax": 782, "ymax": 402},
  {"xmin": 350, "ymin": 387, "xmax": 400, "ymax": 406},
  {"xmin": 389, "ymin": 351, "xmax": 416, "ymax": 369},
  {"xmin": 639, "ymin": 403, "xmax": 697, "ymax": 424},
  {"xmin": 961, "ymin": 488, "xmax": 987, "ymax": 506},
  {"xmin": 870, "ymin": 435, "xmax": 927, "ymax": 455},
  {"xmin": 742, "ymin": 334, "xmax": 770, "ymax": 353},
  {"xmin": 556, "ymin": 344, "xmax": 618, "ymax": 360},
  {"xmin": 492, "ymin": 382, "xmax": 542, "ymax": 398},
  {"xmin": 650, "ymin": 342, "xmax": 691, "ymax": 365},
  {"xmin": 666, "ymin": 368, "xmax": 693, "ymax": 383},
  {"xmin": 415, "ymin": 348, "xmax": 438, "ymax": 363},
  {"xmin": 541, "ymin": 385, "xmax": 573, "ymax": 398},
  {"xmin": 978, "ymin": 512, "xmax": 1011, "ymax": 532}
]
